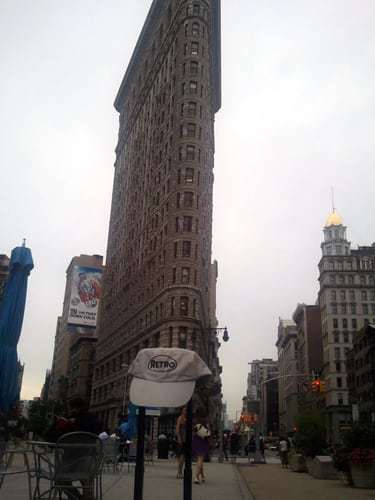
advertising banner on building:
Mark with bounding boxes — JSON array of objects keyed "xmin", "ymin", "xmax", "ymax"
[{"xmin": 67, "ymin": 266, "xmax": 102, "ymax": 327}]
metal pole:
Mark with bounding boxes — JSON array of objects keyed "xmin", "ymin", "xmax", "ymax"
[
  {"xmin": 121, "ymin": 364, "xmax": 129, "ymax": 416},
  {"xmin": 133, "ymin": 407, "xmax": 145, "ymax": 500},
  {"xmin": 122, "ymin": 374, "xmax": 128, "ymax": 416},
  {"xmin": 183, "ymin": 399, "xmax": 193, "ymax": 500},
  {"xmin": 218, "ymin": 404, "xmax": 224, "ymax": 463}
]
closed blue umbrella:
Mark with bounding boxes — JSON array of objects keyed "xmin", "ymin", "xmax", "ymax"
[{"xmin": 0, "ymin": 245, "xmax": 34, "ymax": 413}]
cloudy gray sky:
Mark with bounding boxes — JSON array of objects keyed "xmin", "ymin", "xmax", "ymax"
[{"xmin": 1, "ymin": 0, "xmax": 374, "ymax": 419}]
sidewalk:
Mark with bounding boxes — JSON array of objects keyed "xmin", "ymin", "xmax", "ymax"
[
  {"xmin": 2, "ymin": 458, "xmax": 251, "ymax": 500},
  {"xmin": 238, "ymin": 463, "xmax": 375, "ymax": 500}
]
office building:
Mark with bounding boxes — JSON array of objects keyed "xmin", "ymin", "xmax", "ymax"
[
  {"xmin": 318, "ymin": 209, "xmax": 375, "ymax": 441},
  {"xmin": 91, "ymin": 0, "xmax": 222, "ymax": 429},
  {"xmin": 276, "ymin": 319, "xmax": 299, "ymax": 434},
  {"xmin": 48, "ymin": 254, "xmax": 103, "ymax": 404}
]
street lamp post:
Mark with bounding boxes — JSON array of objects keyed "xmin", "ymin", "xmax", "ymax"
[
  {"xmin": 218, "ymin": 402, "xmax": 225, "ymax": 463},
  {"xmin": 203, "ymin": 326, "xmax": 229, "ymax": 463}
]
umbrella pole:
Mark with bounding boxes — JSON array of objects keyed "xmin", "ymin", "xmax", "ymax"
[
  {"xmin": 183, "ymin": 399, "xmax": 193, "ymax": 500},
  {"xmin": 133, "ymin": 406, "xmax": 145, "ymax": 500}
]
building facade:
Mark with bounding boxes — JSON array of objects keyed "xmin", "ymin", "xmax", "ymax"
[
  {"xmin": 48, "ymin": 254, "xmax": 103, "ymax": 404},
  {"xmin": 260, "ymin": 377, "xmax": 279, "ymax": 436},
  {"xmin": 276, "ymin": 319, "xmax": 299, "ymax": 434},
  {"xmin": 246, "ymin": 358, "xmax": 278, "ymax": 402},
  {"xmin": 244, "ymin": 358, "xmax": 278, "ymax": 433},
  {"xmin": 293, "ymin": 303, "xmax": 323, "ymax": 411},
  {"xmin": 91, "ymin": 0, "xmax": 222, "ymax": 429},
  {"xmin": 346, "ymin": 323, "xmax": 375, "ymax": 423},
  {"xmin": 318, "ymin": 210, "xmax": 375, "ymax": 441}
]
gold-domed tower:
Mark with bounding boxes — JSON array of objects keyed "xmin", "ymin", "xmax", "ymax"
[
  {"xmin": 321, "ymin": 209, "xmax": 351, "ymax": 256},
  {"xmin": 325, "ymin": 209, "xmax": 343, "ymax": 228}
]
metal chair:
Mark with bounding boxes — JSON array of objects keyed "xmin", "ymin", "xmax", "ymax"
[
  {"xmin": 0, "ymin": 439, "xmax": 33, "ymax": 500},
  {"xmin": 33, "ymin": 432, "xmax": 103, "ymax": 500},
  {"xmin": 127, "ymin": 440, "xmax": 137, "ymax": 472},
  {"xmin": 144, "ymin": 439, "xmax": 154, "ymax": 465},
  {"xmin": 102, "ymin": 438, "xmax": 122, "ymax": 473}
]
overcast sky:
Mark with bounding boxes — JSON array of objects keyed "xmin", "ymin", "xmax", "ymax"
[{"xmin": 1, "ymin": 0, "xmax": 375, "ymax": 419}]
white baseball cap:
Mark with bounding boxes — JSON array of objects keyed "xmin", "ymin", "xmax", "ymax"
[{"xmin": 129, "ymin": 348, "xmax": 212, "ymax": 408}]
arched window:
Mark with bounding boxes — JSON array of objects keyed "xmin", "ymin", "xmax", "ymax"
[
  {"xmin": 192, "ymin": 22, "xmax": 200, "ymax": 36},
  {"xmin": 180, "ymin": 296, "xmax": 189, "ymax": 315},
  {"xmin": 186, "ymin": 145, "xmax": 195, "ymax": 160},
  {"xmin": 187, "ymin": 101, "xmax": 197, "ymax": 117}
]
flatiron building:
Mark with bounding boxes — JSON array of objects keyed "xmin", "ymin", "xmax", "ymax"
[{"xmin": 91, "ymin": 0, "xmax": 222, "ymax": 428}]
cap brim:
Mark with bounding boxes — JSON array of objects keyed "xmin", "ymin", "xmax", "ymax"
[{"xmin": 130, "ymin": 378, "xmax": 195, "ymax": 408}]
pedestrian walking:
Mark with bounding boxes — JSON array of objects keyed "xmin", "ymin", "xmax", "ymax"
[
  {"xmin": 229, "ymin": 429, "xmax": 240, "ymax": 459},
  {"xmin": 279, "ymin": 437, "xmax": 289, "ymax": 468},
  {"xmin": 246, "ymin": 435, "xmax": 256, "ymax": 463},
  {"xmin": 259, "ymin": 433, "xmax": 266, "ymax": 463},
  {"xmin": 192, "ymin": 414, "xmax": 210, "ymax": 484},
  {"xmin": 157, "ymin": 433, "xmax": 169, "ymax": 459},
  {"xmin": 175, "ymin": 406, "xmax": 187, "ymax": 478},
  {"xmin": 223, "ymin": 432, "xmax": 229, "ymax": 461}
]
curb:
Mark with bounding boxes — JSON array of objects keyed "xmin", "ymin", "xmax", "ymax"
[{"xmin": 234, "ymin": 464, "xmax": 256, "ymax": 500}]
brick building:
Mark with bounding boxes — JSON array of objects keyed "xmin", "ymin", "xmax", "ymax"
[
  {"xmin": 91, "ymin": 0, "xmax": 222, "ymax": 430},
  {"xmin": 293, "ymin": 303, "xmax": 323, "ymax": 411},
  {"xmin": 346, "ymin": 323, "xmax": 375, "ymax": 422}
]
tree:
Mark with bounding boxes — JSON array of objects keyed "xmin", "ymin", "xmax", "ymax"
[
  {"xmin": 294, "ymin": 410, "xmax": 327, "ymax": 458},
  {"xmin": 27, "ymin": 399, "xmax": 65, "ymax": 439}
]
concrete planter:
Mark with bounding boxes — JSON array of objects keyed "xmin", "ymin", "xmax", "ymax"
[
  {"xmin": 309, "ymin": 456, "xmax": 338, "ymax": 480},
  {"xmin": 305, "ymin": 457, "xmax": 314, "ymax": 475},
  {"xmin": 351, "ymin": 464, "xmax": 375, "ymax": 489},
  {"xmin": 290, "ymin": 453, "xmax": 307, "ymax": 472},
  {"xmin": 337, "ymin": 471, "xmax": 352, "ymax": 487}
]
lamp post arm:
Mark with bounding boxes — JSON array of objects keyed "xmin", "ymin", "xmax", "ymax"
[{"xmin": 261, "ymin": 373, "xmax": 311, "ymax": 385}]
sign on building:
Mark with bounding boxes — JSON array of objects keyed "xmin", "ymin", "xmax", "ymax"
[{"xmin": 67, "ymin": 266, "xmax": 102, "ymax": 327}]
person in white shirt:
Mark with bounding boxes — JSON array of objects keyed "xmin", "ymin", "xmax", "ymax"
[
  {"xmin": 279, "ymin": 438, "xmax": 289, "ymax": 468},
  {"xmin": 99, "ymin": 430, "xmax": 109, "ymax": 440}
]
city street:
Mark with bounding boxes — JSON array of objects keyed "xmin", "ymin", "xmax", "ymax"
[{"xmin": 238, "ymin": 463, "xmax": 375, "ymax": 500}]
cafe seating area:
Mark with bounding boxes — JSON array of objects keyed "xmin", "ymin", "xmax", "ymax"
[{"xmin": 0, "ymin": 432, "xmax": 151, "ymax": 499}]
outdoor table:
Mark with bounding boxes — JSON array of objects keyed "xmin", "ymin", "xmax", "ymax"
[
  {"xmin": 27, "ymin": 440, "xmax": 56, "ymax": 499},
  {"xmin": 0, "ymin": 445, "xmax": 33, "ymax": 500}
]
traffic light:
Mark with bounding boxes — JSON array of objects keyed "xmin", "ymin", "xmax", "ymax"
[
  {"xmin": 320, "ymin": 380, "xmax": 326, "ymax": 392},
  {"xmin": 311, "ymin": 379, "xmax": 321, "ymax": 392}
]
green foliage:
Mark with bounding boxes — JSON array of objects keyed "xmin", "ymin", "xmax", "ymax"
[
  {"xmin": 27, "ymin": 399, "xmax": 65, "ymax": 439},
  {"xmin": 341, "ymin": 423, "xmax": 375, "ymax": 450},
  {"xmin": 294, "ymin": 410, "xmax": 327, "ymax": 458}
]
